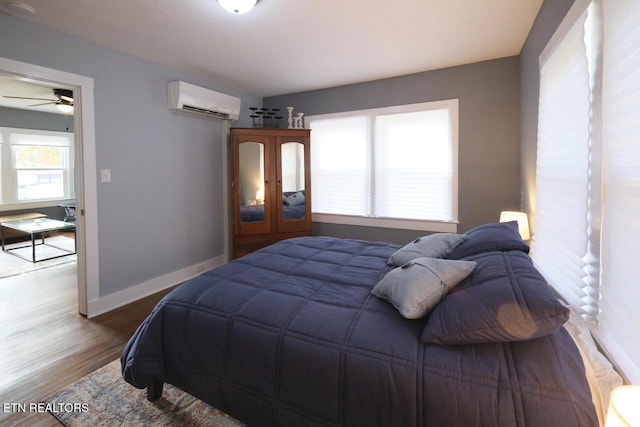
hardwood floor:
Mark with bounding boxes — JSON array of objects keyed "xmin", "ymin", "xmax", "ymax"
[{"xmin": 0, "ymin": 262, "xmax": 173, "ymax": 426}]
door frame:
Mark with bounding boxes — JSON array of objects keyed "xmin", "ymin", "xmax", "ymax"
[{"xmin": 0, "ymin": 57, "xmax": 99, "ymax": 316}]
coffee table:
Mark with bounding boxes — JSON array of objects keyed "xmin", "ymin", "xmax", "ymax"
[{"xmin": 1, "ymin": 218, "xmax": 76, "ymax": 263}]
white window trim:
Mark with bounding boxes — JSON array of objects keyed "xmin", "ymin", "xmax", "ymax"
[
  {"xmin": 0, "ymin": 55, "xmax": 98, "ymax": 317},
  {"xmin": 313, "ymin": 213, "xmax": 458, "ymax": 232},
  {"xmin": 308, "ymin": 99, "xmax": 459, "ymax": 232}
]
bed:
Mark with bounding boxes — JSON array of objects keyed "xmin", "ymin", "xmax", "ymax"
[
  {"xmin": 240, "ymin": 191, "xmax": 307, "ymax": 222},
  {"xmin": 121, "ymin": 222, "xmax": 599, "ymax": 426},
  {"xmin": 240, "ymin": 204, "xmax": 306, "ymax": 222}
]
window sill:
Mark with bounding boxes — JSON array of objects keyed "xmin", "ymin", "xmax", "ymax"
[
  {"xmin": 312, "ymin": 213, "xmax": 458, "ymax": 233},
  {"xmin": 0, "ymin": 198, "xmax": 76, "ymax": 212}
]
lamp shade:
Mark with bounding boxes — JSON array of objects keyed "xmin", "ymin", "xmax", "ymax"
[
  {"xmin": 606, "ymin": 386, "xmax": 640, "ymax": 427},
  {"xmin": 499, "ymin": 211, "xmax": 531, "ymax": 240},
  {"xmin": 218, "ymin": 0, "xmax": 258, "ymax": 14}
]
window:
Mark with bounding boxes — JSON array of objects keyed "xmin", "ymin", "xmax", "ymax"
[
  {"xmin": 307, "ymin": 100, "xmax": 459, "ymax": 232},
  {"xmin": 598, "ymin": 0, "xmax": 640, "ymax": 385},
  {"xmin": 0, "ymin": 127, "xmax": 74, "ymax": 208},
  {"xmin": 535, "ymin": 1, "xmax": 599, "ymax": 321},
  {"xmin": 535, "ymin": 0, "xmax": 640, "ymax": 383}
]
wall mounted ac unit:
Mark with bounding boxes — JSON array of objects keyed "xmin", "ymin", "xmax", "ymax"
[{"xmin": 168, "ymin": 81, "xmax": 241, "ymax": 120}]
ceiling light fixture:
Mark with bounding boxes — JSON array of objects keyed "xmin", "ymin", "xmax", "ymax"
[
  {"xmin": 55, "ymin": 102, "xmax": 74, "ymax": 114},
  {"xmin": 3, "ymin": 1, "xmax": 35, "ymax": 16},
  {"xmin": 217, "ymin": 0, "xmax": 259, "ymax": 14}
]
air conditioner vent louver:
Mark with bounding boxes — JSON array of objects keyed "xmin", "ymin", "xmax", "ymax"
[
  {"xmin": 168, "ymin": 81, "xmax": 241, "ymax": 121},
  {"xmin": 182, "ymin": 105, "xmax": 231, "ymax": 119}
]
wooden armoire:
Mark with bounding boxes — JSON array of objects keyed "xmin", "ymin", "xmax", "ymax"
[{"xmin": 230, "ymin": 128, "xmax": 311, "ymax": 258}]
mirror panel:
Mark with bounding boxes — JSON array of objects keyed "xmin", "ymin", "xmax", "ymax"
[
  {"xmin": 280, "ymin": 141, "xmax": 306, "ymax": 220},
  {"xmin": 238, "ymin": 141, "xmax": 265, "ymax": 223}
]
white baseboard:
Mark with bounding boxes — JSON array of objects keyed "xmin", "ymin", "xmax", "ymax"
[{"xmin": 86, "ymin": 255, "xmax": 225, "ymax": 318}]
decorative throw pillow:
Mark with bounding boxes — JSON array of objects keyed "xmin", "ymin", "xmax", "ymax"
[
  {"xmin": 387, "ymin": 233, "xmax": 467, "ymax": 266},
  {"xmin": 371, "ymin": 257, "xmax": 477, "ymax": 319},
  {"xmin": 421, "ymin": 251, "xmax": 569, "ymax": 345},
  {"xmin": 283, "ymin": 191, "xmax": 305, "ymax": 206},
  {"xmin": 446, "ymin": 221, "xmax": 529, "ymax": 260}
]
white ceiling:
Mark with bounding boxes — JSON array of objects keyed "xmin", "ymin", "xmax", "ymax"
[{"xmin": 0, "ymin": 0, "xmax": 543, "ymax": 99}]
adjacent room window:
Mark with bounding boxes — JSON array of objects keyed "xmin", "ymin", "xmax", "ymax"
[
  {"xmin": 0, "ymin": 127, "xmax": 74, "ymax": 208},
  {"xmin": 535, "ymin": 0, "xmax": 640, "ymax": 383},
  {"xmin": 307, "ymin": 99, "xmax": 459, "ymax": 232}
]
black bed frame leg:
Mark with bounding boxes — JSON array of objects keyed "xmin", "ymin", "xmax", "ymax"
[{"xmin": 146, "ymin": 381, "xmax": 164, "ymax": 402}]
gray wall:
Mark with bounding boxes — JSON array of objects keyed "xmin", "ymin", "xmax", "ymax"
[
  {"xmin": 519, "ymin": 0, "xmax": 575, "ymax": 231},
  {"xmin": 265, "ymin": 57, "xmax": 521, "ymax": 243},
  {"xmin": 0, "ymin": 106, "xmax": 75, "ymax": 132},
  {"xmin": 0, "ymin": 13, "xmax": 261, "ymax": 297}
]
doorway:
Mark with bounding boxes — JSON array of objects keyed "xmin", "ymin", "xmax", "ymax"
[{"xmin": 0, "ymin": 56, "xmax": 98, "ymax": 316}]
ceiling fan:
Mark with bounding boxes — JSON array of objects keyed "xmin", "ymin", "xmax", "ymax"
[{"xmin": 3, "ymin": 88, "xmax": 74, "ymax": 113}]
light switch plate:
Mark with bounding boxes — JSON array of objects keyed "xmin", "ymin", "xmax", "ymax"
[{"xmin": 101, "ymin": 169, "xmax": 111, "ymax": 183}]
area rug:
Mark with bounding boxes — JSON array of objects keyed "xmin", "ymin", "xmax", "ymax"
[
  {"xmin": 0, "ymin": 235, "xmax": 76, "ymax": 279},
  {"xmin": 44, "ymin": 359, "xmax": 245, "ymax": 427}
]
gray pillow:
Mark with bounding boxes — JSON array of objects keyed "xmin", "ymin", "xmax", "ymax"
[
  {"xmin": 371, "ymin": 257, "xmax": 477, "ymax": 319},
  {"xmin": 388, "ymin": 233, "xmax": 467, "ymax": 266},
  {"xmin": 283, "ymin": 191, "xmax": 305, "ymax": 206}
]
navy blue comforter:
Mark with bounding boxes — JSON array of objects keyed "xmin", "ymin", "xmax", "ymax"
[
  {"xmin": 240, "ymin": 204, "xmax": 306, "ymax": 222},
  {"xmin": 121, "ymin": 236, "xmax": 597, "ymax": 426}
]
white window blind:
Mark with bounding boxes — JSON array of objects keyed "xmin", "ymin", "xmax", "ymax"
[
  {"xmin": 373, "ymin": 109, "xmax": 452, "ymax": 221},
  {"xmin": 597, "ymin": 0, "xmax": 640, "ymax": 384},
  {"xmin": 533, "ymin": 3, "xmax": 601, "ymax": 321},
  {"xmin": 535, "ymin": 0, "xmax": 640, "ymax": 383},
  {"xmin": 308, "ymin": 100, "xmax": 458, "ymax": 231},
  {"xmin": 309, "ymin": 116, "xmax": 369, "ymax": 216}
]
